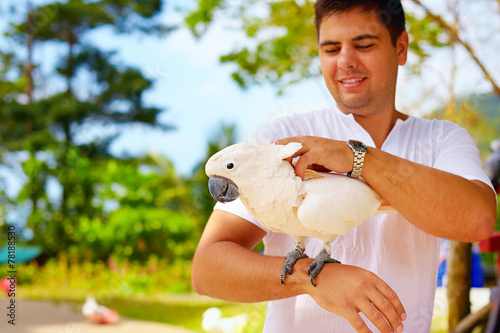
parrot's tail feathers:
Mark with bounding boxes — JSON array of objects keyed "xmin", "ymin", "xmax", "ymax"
[
  {"xmin": 303, "ymin": 169, "xmax": 324, "ymax": 181},
  {"xmin": 375, "ymin": 200, "xmax": 396, "ymax": 215}
]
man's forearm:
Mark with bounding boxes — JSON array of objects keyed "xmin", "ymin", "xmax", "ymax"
[
  {"xmin": 192, "ymin": 240, "xmax": 310, "ymax": 302},
  {"xmin": 363, "ymin": 147, "xmax": 496, "ymax": 242}
]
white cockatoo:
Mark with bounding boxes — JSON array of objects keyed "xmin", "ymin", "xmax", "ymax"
[
  {"xmin": 202, "ymin": 307, "xmax": 249, "ymax": 333},
  {"xmin": 205, "ymin": 142, "xmax": 394, "ymax": 285}
]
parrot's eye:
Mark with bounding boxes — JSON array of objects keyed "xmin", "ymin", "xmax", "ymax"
[{"xmin": 226, "ymin": 163, "xmax": 234, "ymax": 170}]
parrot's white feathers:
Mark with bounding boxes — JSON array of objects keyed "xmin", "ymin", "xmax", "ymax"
[
  {"xmin": 206, "ymin": 142, "xmax": 394, "ymax": 247},
  {"xmin": 277, "ymin": 142, "xmax": 302, "ymax": 160}
]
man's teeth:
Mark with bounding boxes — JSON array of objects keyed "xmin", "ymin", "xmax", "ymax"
[{"xmin": 342, "ymin": 78, "xmax": 364, "ymax": 83}]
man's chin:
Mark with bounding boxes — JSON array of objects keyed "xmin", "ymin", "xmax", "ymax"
[{"xmin": 337, "ymin": 98, "xmax": 371, "ymax": 113}]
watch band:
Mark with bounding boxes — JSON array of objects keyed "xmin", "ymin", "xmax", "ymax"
[{"xmin": 346, "ymin": 140, "xmax": 367, "ymax": 178}]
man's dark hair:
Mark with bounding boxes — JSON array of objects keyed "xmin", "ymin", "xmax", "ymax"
[{"xmin": 314, "ymin": 0, "xmax": 406, "ymax": 46}]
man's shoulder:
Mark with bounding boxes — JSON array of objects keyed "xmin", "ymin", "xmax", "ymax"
[
  {"xmin": 401, "ymin": 116, "xmax": 474, "ymax": 150},
  {"xmin": 406, "ymin": 115, "xmax": 464, "ymax": 133}
]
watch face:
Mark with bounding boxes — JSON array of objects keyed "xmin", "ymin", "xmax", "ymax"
[
  {"xmin": 349, "ymin": 140, "xmax": 366, "ymax": 149},
  {"xmin": 349, "ymin": 140, "xmax": 362, "ymax": 146}
]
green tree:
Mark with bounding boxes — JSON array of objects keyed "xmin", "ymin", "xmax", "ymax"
[
  {"xmin": 73, "ymin": 156, "xmax": 198, "ymax": 262},
  {"xmin": 0, "ymin": 0, "xmax": 173, "ymax": 255}
]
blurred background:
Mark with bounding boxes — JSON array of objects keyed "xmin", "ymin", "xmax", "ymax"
[{"xmin": 0, "ymin": 0, "xmax": 499, "ymax": 332}]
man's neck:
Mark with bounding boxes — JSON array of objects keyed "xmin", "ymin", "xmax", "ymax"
[{"xmin": 352, "ymin": 110, "xmax": 408, "ymax": 148}]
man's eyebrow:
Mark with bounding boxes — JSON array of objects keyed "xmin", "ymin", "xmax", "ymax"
[
  {"xmin": 352, "ymin": 34, "xmax": 379, "ymax": 42},
  {"xmin": 319, "ymin": 34, "xmax": 379, "ymax": 47},
  {"xmin": 319, "ymin": 40, "xmax": 340, "ymax": 47}
]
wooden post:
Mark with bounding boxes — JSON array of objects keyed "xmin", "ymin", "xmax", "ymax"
[
  {"xmin": 447, "ymin": 241, "xmax": 472, "ymax": 332},
  {"xmin": 450, "ymin": 303, "xmax": 491, "ymax": 333}
]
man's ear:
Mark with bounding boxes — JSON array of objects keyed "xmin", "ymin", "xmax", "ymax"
[
  {"xmin": 397, "ymin": 31, "xmax": 409, "ymax": 66},
  {"xmin": 277, "ymin": 142, "xmax": 302, "ymax": 159}
]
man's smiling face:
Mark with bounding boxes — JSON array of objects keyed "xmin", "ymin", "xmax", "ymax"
[{"xmin": 318, "ymin": 7, "xmax": 408, "ymax": 116}]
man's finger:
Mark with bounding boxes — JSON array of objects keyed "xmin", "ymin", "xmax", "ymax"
[
  {"xmin": 310, "ymin": 164, "xmax": 330, "ymax": 172},
  {"xmin": 345, "ymin": 310, "xmax": 373, "ymax": 333},
  {"xmin": 274, "ymin": 136, "xmax": 304, "ymax": 146},
  {"xmin": 358, "ymin": 300, "xmax": 395, "ymax": 333},
  {"xmin": 375, "ymin": 278, "xmax": 407, "ymax": 322},
  {"xmin": 294, "ymin": 155, "xmax": 310, "ymax": 179},
  {"xmin": 368, "ymin": 291, "xmax": 404, "ymax": 332}
]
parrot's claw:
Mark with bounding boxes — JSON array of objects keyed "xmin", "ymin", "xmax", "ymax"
[
  {"xmin": 307, "ymin": 249, "xmax": 341, "ymax": 286},
  {"xmin": 280, "ymin": 248, "xmax": 308, "ymax": 284}
]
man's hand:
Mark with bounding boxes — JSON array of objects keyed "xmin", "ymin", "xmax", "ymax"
[
  {"xmin": 275, "ymin": 136, "xmax": 353, "ymax": 179},
  {"xmin": 299, "ymin": 260, "xmax": 406, "ymax": 333}
]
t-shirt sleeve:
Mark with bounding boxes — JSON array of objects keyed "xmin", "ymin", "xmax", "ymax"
[
  {"xmin": 433, "ymin": 121, "xmax": 494, "ymax": 192},
  {"xmin": 213, "ymin": 200, "xmax": 269, "ymax": 232}
]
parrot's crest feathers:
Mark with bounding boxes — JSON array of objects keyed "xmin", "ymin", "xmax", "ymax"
[
  {"xmin": 303, "ymin": 169, "xmax": 324, "ymax": 181},
  {"xmin": 277, "ymin": 142, "xmax": 302, "ymax": 160}
]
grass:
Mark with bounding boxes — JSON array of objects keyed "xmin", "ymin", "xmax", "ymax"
[{"xmin": 19, "ymin": 285, "xmax": 267, "ymax": 332}]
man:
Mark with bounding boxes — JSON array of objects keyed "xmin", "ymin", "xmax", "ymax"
[{"xmin": 191, "ymin": 1, "xmax": 497, "ymax": 332}]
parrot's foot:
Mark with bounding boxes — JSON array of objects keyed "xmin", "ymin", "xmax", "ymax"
[
  {"xmin": 280, "ymin": 248, "xmax": 308, "ymax": 284},
  {"xmin": 307, "ymin": 249, "xmax": 341, "ymax": 286}
]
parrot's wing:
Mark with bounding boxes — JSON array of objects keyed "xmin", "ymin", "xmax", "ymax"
[
  {"xmin": 297, "ymin": 174, "xmax": 393, "ymax": 237},
  {"xmin": 353, "ymin": 178, "xmax": 394, "ymax": 215}
]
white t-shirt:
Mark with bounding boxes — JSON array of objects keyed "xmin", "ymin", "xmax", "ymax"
[{"xmin": 214, "ymin": 106, "xmax": 493, "ymax": 333}]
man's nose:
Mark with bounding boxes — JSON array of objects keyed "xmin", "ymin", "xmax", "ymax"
[{"xmin": 337, "ymin": 47, "xmax": 359, "ymax": 71}]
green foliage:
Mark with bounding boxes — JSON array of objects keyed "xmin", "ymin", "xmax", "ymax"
[
  {"xmin": 0, "ymin": 0, "xmax": 177, "ymax": 259},
  {"xmin": 426, "ymin": 93, "xmax": 499, "ymax": 159},
  {"xmin": 220, "ymin": 1, "xmax": 318, "ymax": 93},
  {"xmin": 75, "ymin": 208, "xmax": 196, "ymax": 262},
  {"xmin": 3, "ymin": 253, "xmax": 193, "ymax": 294},
  {"xmin": 406, "ymin": 13, "xmax": 449, "ymax": 74},
  {"xmin": 185, "ymin": 0, "xmax": 225, "ymax": 38},
  {"xmin": 65, "ymin": 154, "xmax": 200, "ymax": 262},
  {"xmin": 185, "ymin": 0, "xmax": 454, "ymax": 92},
  {"xmin": 6, "ymin": 0, "xmax": 170, "ymax": 41}
]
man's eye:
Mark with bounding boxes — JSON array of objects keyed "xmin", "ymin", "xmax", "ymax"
[
  {"xmin": 325, "ymin": 49, "xmax": 340, "ymax": 53},
  {"xmin": 356, "ymin": 44, "xmax": 373, "ymax": 49}
]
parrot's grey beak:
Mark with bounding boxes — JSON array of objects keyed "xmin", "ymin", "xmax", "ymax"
[{"xmin": 208, "ymin": 176, "xmax": 239, "ymax": 203}]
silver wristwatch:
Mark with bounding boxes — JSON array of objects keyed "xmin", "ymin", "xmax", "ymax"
[{"xmin": 346, "ymin": 140, "xmax": 367, "ymax": 178}]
